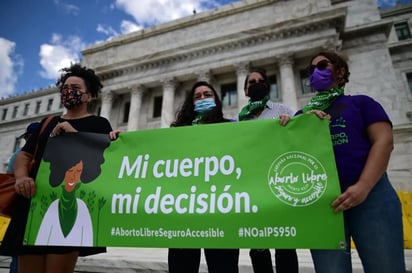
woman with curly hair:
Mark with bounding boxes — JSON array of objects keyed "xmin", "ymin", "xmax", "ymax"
[{"xmin": 0, "ymin": 63, "xmax": 118, "ymax": 273}]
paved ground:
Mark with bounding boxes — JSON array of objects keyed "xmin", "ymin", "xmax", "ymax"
[{"xmin": 1, "ymin": 248, "xmax": 411, "ymax": 273}]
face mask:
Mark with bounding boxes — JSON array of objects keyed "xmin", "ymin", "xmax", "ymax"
[
  {"xmin": 248, "ymin": 82, "xmax": 269, "ymax": 101},
  {"xmin": 194, "ymin": 98, "xmax": 216, "ymax": 113},
  {"xmin": 61, "ymin": 88, "xmax": 85, "ymax": 109},
  {"xmin": 310, "ymin": 68, "xmax": 334, "ymax": 91}
]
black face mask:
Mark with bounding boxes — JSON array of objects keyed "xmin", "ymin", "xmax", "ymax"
[{"xmin": 248, "ymin": 82, "xmax": 269, "ymax": 101}]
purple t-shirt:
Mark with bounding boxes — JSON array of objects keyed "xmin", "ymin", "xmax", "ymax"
[{"xmin": 322, "ymin": 95, "xmax": 391, "ymax": 189}]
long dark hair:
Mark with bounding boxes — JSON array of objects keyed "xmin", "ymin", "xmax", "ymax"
[{"xmin": 171, "ymin": 81, "xmax": 228, "ymax": 127}]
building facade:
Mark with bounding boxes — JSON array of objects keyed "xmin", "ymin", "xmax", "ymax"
[{"xmin": 1, "ymin": 0, "xmax": 411, "ymax": 190}]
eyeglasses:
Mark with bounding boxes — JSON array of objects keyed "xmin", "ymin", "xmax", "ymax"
[
  {"xmin": 193, "ymin": 91, "xmax": 214, "ymax": 100},
  {"xmin": 308, "ymin": 60, "xmax": 331, "ymax": 74},
  {"xmin": 248, "ymin": 79, "xmax": 266, "ymax": 85}
]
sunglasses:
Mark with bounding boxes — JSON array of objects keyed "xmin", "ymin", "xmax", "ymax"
[{"xmin": 308, "ymin": 60, "xmax": 331, "ymax": 74}]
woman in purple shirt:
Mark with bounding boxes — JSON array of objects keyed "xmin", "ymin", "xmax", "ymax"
[{"xmin": 298, "ymin": 51, "xmax": 406, "ymax": 273}]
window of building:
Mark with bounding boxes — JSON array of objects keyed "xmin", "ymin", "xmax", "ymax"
[
  {"xmin": 221, "ymin": 83, "xmax": 238, "ymax": 107},
  {"xmin": 23, "ymin": 103, "xmax": 29, "ymax": 116},
  {"xmin": 300, "ymin": 70, "xmax": 314, "ymax": 94},
  {"xmin": 47, "ymin": 98, "xmax": 53, "ymax": 111},
  {"xmin": 35, "ymin": 101, "xmax": 41, "ymax": 114},
  {"xmin": 153, "ymin": 96, "xmax": 163, "ymax": 118},
  {"xmin": 268, "ymin": 75, "xmax": 279, "ymax": 100},
  {"xmin": 407, "ymin": 72, "xmax": 412, "ymax": 95},
  {"xmin": 123, "ymin": 102, "xmax": 130, "ymax": 123},
  {"xmin": 12, "ymin": 106, "xmax": 18, "ymax": 118},
  {"xmin": 2, "ymin": 108, "xmax": 7, "ymax": 120},
  {"xmin": 395, "ymin": 22, "xmax": 411, "ymax": 41}
]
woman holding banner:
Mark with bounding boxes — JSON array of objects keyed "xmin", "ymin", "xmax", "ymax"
[
  {"xmin": 168, "ymin": 81, "xmax": 239, "ymax": 273},
  {"xmin": 300, "ymin": 51, "xmax": 406, "ymax": 273},
  {"xmin": 239, "ymin": 67, "xmax": 298, "ymax": 273},
  {"xmin": 0, "ymin": 64, "xmax": 118, "ymax": 273}
]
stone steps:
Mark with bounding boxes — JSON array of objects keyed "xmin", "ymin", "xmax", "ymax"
[{"xmin": 1, "ymin": 248, "xmax": 411, "ymax": 273}]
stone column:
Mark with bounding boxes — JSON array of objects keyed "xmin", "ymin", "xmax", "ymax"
[
  {"xmin": 196, "ymin": 71, "xmax": 211, "ymax": 82},
  {"xmin": 161, "ymin": 78, "xmax": 176, "ymax": 128},
  {"xmin": 100, "ymin": 89, "xmax": 114, "ymax": 120},
  {"xmin": 236, "ymin": 62, "xmax": 249, "ymax": 113},
  {"xmin": 279, "ymin": 55, "xmax": 298, "ymax": 112},
  {"xmin": 127, "ymin": 85, "xmax": 144, "ymax": 132}
]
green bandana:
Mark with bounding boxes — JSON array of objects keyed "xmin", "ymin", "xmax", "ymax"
[
  {"xmin": 192, "ymin": 114, "xmax": 204, "ymax": 125},
  {"xmin": 58, "ymin": 184, "xmax": 80, "ymax": 237},
  {"xmin": 303, "ymin": 87, "xmax": 344, "ymax": 113},
  {"xmin": 238, "ymin": 96, "xmax": 270, "ymax": 121}
]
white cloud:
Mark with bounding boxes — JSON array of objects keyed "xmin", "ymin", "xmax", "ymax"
[
  {"xmin": 39, "ymin": 34, "xmax": 86, "ymax": 80},
  {"xmin": 53, "ymin": 0, "xmax": 80, "ymax": 15},
  {"xmin": 94, "ymin": 0, "xmax": 223, "ymax": 42},
  {"xmin": 97, "ymin": 24, "xmax": 119, "ymax": 37},
  {"xmin": 120, "ymin": 20, "xmax": 142, "ymax": 34},
  {"xmin": 96, "ymin": 20, "xmax": 142, "ymax": 41},
  {"xmin": 0, "ymin": 38, "xmax": 23, "ymax": 98},
  {"xmin": 114, "ymin": 0, "xmax": 220, "ymax": 26}
]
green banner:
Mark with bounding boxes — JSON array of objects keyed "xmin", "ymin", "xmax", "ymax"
[{"xmin": 24, "ymin": 114, "xmax": 345, "ymax": 249}]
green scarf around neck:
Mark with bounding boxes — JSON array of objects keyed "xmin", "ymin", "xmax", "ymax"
[
  {"xmin": 303, "ymin": 87, "xmax": 344, "ymax": 113},
  {"xmin": 238, "ymin": 96, "xmax": 269, "ymax": 121},
  {"xmin": 192, "ymin": 114, "xmax": 204, "ymax": 125},
  {"xmin": 58, "ymin": 184, "xmax": 80, "ymax": 237}
]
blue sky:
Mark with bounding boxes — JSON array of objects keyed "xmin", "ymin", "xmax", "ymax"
[{"xmin": 0, "ymin": 0, "xmax": 411, "ymax": 98}]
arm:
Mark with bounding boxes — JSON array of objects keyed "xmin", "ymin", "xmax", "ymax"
[
  {"xmin": 13, "ymin": 151, "xmax": 36, "ymax": 198},
  {"xmin": 332, "ymin": 121, "xmax": 393, "ymax": 212}
]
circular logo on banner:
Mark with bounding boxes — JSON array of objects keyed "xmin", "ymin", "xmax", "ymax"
[{"xmin": 268, "ymin": 151, "xmax": 328, "ymax": 207}]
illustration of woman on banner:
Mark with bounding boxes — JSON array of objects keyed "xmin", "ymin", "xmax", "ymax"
[{"xmin": 35, "ymin": 132, "xmax": 110, "ymax": 246}]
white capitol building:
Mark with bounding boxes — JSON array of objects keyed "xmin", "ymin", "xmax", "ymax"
[{"xmin": 0, "ymin": 0, "xmax": 411, "ymax": 192}]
